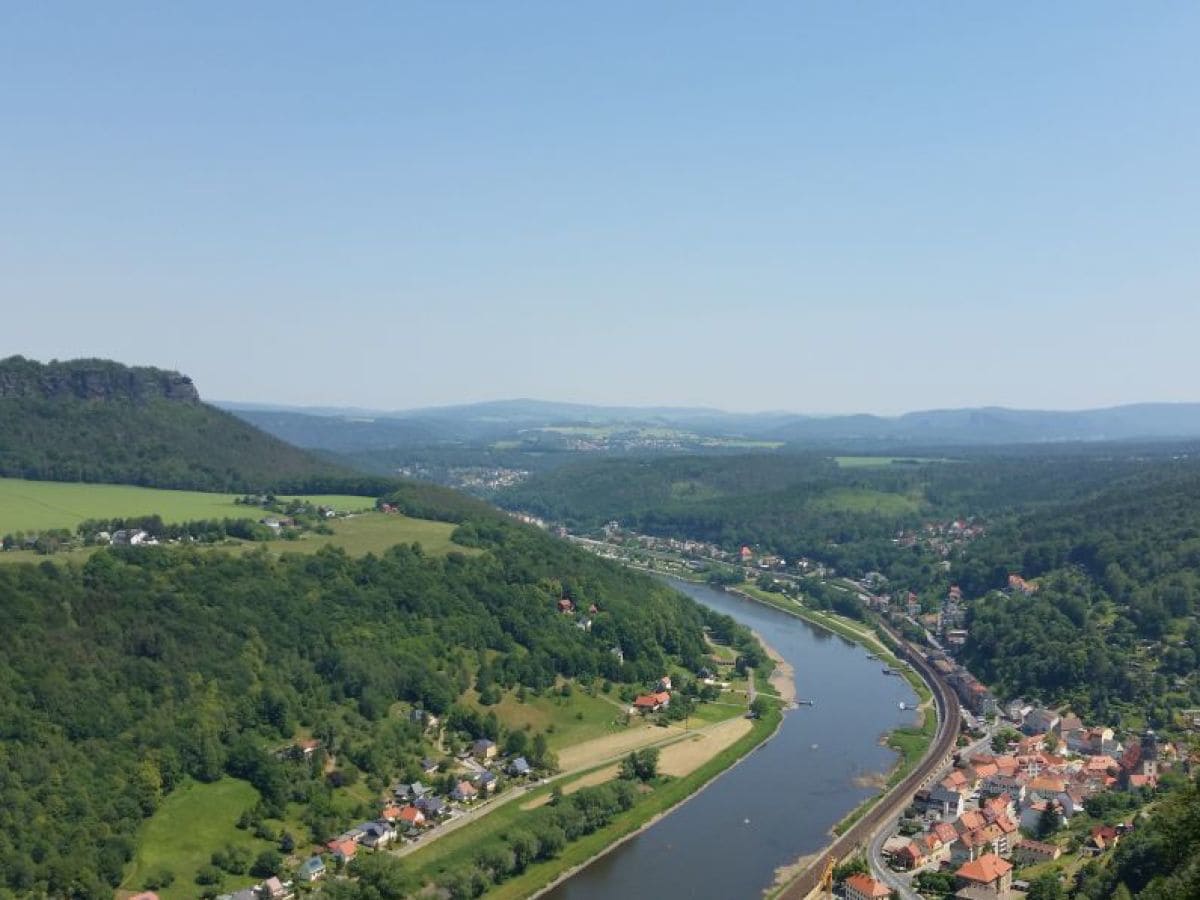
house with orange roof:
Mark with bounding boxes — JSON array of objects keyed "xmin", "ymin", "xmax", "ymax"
[
  {"xmin": 326, "ymin": 839, "xmax": 357, "ymax": 863},
  {"xmin": 918, "ymin": 832, "xmax": 949, "ymax": 865},
  {"xmin": 982, "ymin": 794, "xmax": 1012, "ymax": 819},
  {"xmin": 972, "ymin": 761, "xmax": 999, "ymax": 780},
  {"xmin": 1087, "ymin": 824, "xmax": 1120, "ymax": 853},
  {"xmin": 396, "ymin": 806, "xmax": 425, "ymax": 828},
  {"xmin": 380, "ymin": 804, "xmax": 403, "ymax": 822},
  {"xmin": 633, "ymin": 691, "xmax": 671, "ymax": 713},
  {"xmin": 893, "ymin": 841, "xmax": 925, "ymax": 870},
  {"xmin": 956, "ymin": 810, "xmax": 987, "ymax": 833},
  {"xmin": 951, "ymin": 823, "xmax": 1010, "ymax": 864},
  {"xmin": 955, "ymin": 853, "xmax": 1013, "ymax": 897},
  {"xmin": 993, "ymin": 756, "xmax": 1019, "ymax": 777},
  {"xmin": 933, "ymin": 821, "xmax": 959, "ymax": 845},
  {"xmin": 844, "ymin": 872, "xmax": 892, "ymax": 900}
]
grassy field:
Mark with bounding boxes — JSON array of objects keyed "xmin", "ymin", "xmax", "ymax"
[
  {"xmin": 0, "ymin": 509, "xmax": 471, "ymax": 565},
  {"xmin": 0, "ymin": 477, "xmax": 374, "ymax": 534},
  {"xmin": 286, "ymin": 511, "xmax": 469, "ymax": 557},
  {"xmin": 464, "ymin": 687, "xmax": 631, "ymax": 751},
  {"xmin": 808, "ymin": 486, "xmax": 923, "ymax": 516},
  {"xmin": 121, "ymin": 778, "xmax": 272, "ymax": 899}
]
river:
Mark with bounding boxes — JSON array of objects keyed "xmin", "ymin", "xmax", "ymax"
[{"xmin": 543, "ymin": 578, "xmax": 918, "ymax": 900}]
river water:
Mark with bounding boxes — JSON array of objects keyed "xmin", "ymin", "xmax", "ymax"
[{"xmin": 544, "ymin": 578, "xmax": 918, "ymax": 900}]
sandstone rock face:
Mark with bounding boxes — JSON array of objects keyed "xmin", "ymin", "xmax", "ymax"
[{"xmin": 0, "ymin": 356, "xmax": 201, "ymax": 404}]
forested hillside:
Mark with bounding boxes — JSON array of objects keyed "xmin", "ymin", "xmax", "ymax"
[
  {"xmin": 502, "ymin": 448, "xmax": 1200, "ymax": 727},
  {"xmin": 497, "ymin": 450, "xmax": 1166, "ymax": 573},
  {"xmin": 0, "ymin": 518, "xmax": 720, "ymax": 898},
  {"xmin": 1073, "ymin": 777, "xmax": 1200, "ymax": 899},
  {"xmin": 959, "ymin": 464, "xmax": 1200, "ymax": 725},
  {"xmin": 0, "ymin": 357, "xmax": 361, "ymax": 492}
]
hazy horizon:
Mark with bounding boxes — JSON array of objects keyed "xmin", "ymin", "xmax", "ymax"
[
  {"xmin": 5, "ymin": 4, "xmax": 1198, "ymax": 414},
  {"xmin": 212, "ymin": 393, "xmax": 1200, "ymax": 420}
]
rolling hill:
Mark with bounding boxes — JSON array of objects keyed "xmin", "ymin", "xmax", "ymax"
[{"xmin": 0, "ymin": 356, "xmax": 370, "ymax": 493}]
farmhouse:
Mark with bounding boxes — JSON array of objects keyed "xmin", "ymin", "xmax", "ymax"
[{"xmin": 633, "ymin": 691, "xmax": 671, "ymax": 713}]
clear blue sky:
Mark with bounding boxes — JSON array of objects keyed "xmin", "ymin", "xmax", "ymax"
[{"xmin": 3, "ymin": 3, "xmax": 1198, "ymax": 414}]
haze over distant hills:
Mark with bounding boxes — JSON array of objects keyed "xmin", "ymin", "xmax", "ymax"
[{"xmin": 218, "ymin": 397, "xmax": 1200, "ymax": 452}]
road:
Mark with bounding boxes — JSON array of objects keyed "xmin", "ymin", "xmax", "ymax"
[{"xmin": 864, "ymin": 727, "xmax": 996, "ymax": 899}]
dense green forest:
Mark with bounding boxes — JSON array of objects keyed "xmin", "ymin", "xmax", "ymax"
[
  {"xmin": 1072, "ymin": 777, "xmax": 1200, "ymax": 899},
  {"xmin": 0, "ymin": 357, "xmax": 368, "ymax": 493},
  {"xmin": 959, "ymin": 466, "xmax": 1200, "ymax": 724},
  {"xmin": 501, "ymin": 449, "xmax": 1200, "ymax": 725},
  {"xmin": 0, "ymin": 517, "xmax": 723, "ymax": 898},
  {"xmin": 497, "ymin": 449, "xmax": 1175, "ymax": 572}
]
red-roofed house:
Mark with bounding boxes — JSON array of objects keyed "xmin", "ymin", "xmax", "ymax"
[
  {"xmin": 955, "ymin": 854, "xmax": 1013, "ymax": 897},
  {"xmin": 844, "ymin": 872, "xmax": 892, "ymax": 900},
  {"xmin": 894, "ymin": 841, "xmax": 925, "ymax": 870},
  {"xmin": 633, "ymin": 691, "xmax": 671, "ymax": 713},
  {"xmin": 397, "ymin": 806, "xmax": 426, "ymax": 828},
  {"xmin": 933, "ymin": 821, "xmax": 959, "ymax": 845},
  {"xmin": 327, "ymin": 839, "xmax": 357, "ymax": 863}
]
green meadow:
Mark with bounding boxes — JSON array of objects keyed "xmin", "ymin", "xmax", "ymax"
[
  {"xmin": 0, "ymin": 477, "xmax": 374, "ymax": 534},
  {"xmin": 0, "ymin": 477, "xmax": 473, "ymax": 563},
  {"xmin": 120, "ymin": 778, "xmax": 272, "ymax": 900}
]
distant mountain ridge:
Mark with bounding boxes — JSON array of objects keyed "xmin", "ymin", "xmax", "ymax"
[
  {"xmin": 218, "ymin": 396, "xmax": 1200, "ymax": 451},
  {"xmin": 0, "ymin": 356, "xmax": 366, "ymax": 492}
]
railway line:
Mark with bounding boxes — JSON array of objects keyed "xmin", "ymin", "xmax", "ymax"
[{"xmin": 776, "ymin": 624, "xmax": 962, "ymax": 899}]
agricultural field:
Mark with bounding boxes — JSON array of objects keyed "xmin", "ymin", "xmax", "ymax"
[
  {"xmin": 120, "ymin": 778, "xmax": 273, "ymax": 900},
  {"xmin": 0, "ymin": 476, "xmax": 374, "ymax": 534}
]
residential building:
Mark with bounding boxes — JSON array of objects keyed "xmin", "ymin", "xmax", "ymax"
[
  {"xmin": 472, "ymin": 738, "xmax": 498, "ymax": 760},
  {"xmin": 955, "ymin": 854, "xmax": 1013, "ymax": 897},
  {"xmin": 299, "ymin": 856, "xmax": 325, "ymax": 882},
  {"xmin": 844, "ymin": 872, "xmax": 892, "ymax": 900}
]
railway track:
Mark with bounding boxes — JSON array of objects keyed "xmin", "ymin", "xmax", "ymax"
[{"xmin": 776, "ymin": 626, "xmax": 961, "ymax": 899}]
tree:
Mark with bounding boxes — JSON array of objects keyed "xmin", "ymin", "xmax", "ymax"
[
  {"xmin": 1037, "ymin": 803, "xmax": 1063, "ymax": 839},
  {"xmin": 250, "ymin": 849, "xmax": 282, "ymax": 878},
  {"xmin": 750, "ymin": 696, "xmax": 770, "ymax": 718},
  {"xmin": 1027, "ymin": 873, "xmax": 1065, "ymax": 900},
  {"xmin": 619, "ymin": 748, "xmax": 659, "ymax": 782}
]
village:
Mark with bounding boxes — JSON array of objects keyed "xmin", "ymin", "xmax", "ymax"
[
  {"xmin": 158, "ymin": 651, "xmax": 749, "ymax": 900},
  {"xmin": 551, "ymin": 519, "xmax": 1189, "ymax": 899}
]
